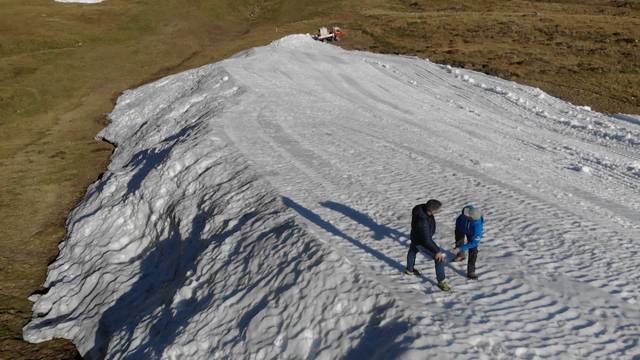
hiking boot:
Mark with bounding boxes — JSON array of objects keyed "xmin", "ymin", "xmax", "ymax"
[
  {"xmin": 467, "ymin": 272, "xmax": 478, "ymax": 280},
  {"xmin": 437, "ymin": 281, "xmax": 451, "ymax": 292},
  {"xmin": 404, "ymin": 268, "xmax": 421, "ymax": 276},
  {"xmin": 452, "ymin": 253, "xmax": 466, "ymax": 262}
]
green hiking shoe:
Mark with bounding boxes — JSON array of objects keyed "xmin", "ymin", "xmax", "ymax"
[
  {"xmin": 437, "ymin": 280, "xmax": 451, "ymax": 292},
  {"xmin": 404, "ymin": 268, "xmax": 421, "ymax": 276}
]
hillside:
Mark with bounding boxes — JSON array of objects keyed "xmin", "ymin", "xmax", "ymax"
[
  {"xmin": 24, "ymin": 35, "xmax": 640, "ymax": 359},
  {"xmin": 1, "ymin": 0, "xmax": 639, "ymax": 358}
]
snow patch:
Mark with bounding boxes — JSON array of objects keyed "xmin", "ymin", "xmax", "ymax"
[{"xmin": 23, "ymin": 34, "xmax": 640, "ymax": 359}]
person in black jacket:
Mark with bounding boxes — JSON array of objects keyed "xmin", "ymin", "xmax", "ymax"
[{"xmin": 405, "ymin": 199, "xmax": 450, "ymax": 292}]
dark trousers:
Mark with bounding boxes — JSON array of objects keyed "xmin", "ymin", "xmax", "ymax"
[
  {"xmin": 406, "ymin": 243, "xmax": 445, "ymax": 282},
  {"xmin": 455, "ymin": 230, "xmax": 478, "ymax": 274}
]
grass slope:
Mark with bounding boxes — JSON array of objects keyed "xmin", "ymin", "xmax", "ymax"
[{"xmin": 0, "ymin": 0, "xmax": 638, "ymax": 358}]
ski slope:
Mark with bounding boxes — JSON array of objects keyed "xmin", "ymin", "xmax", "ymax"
[{"xmin": 24, "ymin": 35, "xmax": 640, "ymax": 359}]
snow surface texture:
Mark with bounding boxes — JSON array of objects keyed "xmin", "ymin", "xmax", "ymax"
[
  {"xmin": 25, "ymin": 35, "xmax": 640, "ymax": 359},
  {"xmin": 614, "ymin": 113, "xmax": 640, "ymax": 127}
]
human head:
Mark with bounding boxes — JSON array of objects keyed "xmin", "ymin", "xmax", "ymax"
[
  {"xmin": 467, "ymin": 207, "xmax": 482, "ymax": 220},
  {"xmin": 425, "ymin": 199, "xmax": 442, "ymax": 215}
]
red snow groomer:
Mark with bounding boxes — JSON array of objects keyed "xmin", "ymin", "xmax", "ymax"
[{"xmin": 312, "ymin": 26, "xmax": 344, "ymax": 42}]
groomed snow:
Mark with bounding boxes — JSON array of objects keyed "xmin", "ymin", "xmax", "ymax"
[{"xmin": 24, "ymin": 35, "xmax": 640, "ymax": 359}]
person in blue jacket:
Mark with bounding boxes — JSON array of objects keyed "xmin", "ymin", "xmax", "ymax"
[
  {"xmin": 453, "ymin": 205, "xmax": 484, "ymax": 279},
  {"xmin": 405, "ymin": 199, "xmax": 450, "ymax": 292}
]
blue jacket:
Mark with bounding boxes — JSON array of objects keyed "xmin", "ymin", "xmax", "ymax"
[{"xmin": 455, "ymin": 205, "xmax": 484, "ymax": 252}]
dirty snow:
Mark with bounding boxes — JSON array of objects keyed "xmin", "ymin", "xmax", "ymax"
[{"xmin": 24, "ymin": 35, "xmax": 640, "ymax": 359}]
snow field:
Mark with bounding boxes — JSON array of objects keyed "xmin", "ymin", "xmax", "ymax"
[{"xmin": 25, "ymin": 35, "xmax": 640, "ymax": 359}]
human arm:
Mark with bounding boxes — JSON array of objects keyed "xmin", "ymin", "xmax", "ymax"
[
  {"xmin": 460, "ymin": 220, "xmax": 483, "ymax": 252},
  {"xmin": 419, "ymin": 217, "xmax": 441, "ymax": 255}
]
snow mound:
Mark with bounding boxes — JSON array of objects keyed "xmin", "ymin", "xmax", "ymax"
[
  {"xmin": 23, "ymin": 55, "xmax": 404, "ymax": 359},
  {"xmin": 25, "ymin": 34, "xmax": 640, "ymax": 359}
]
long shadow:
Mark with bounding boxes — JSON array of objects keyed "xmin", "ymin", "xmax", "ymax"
[
  {"xmin": 342, "ymin": 303, "xmax": 415, "ymax": 360},
  {"xmin": 320, "ymin": 201, "xmax": 406, "ymax": 242},
  {"xmin": 282, "ymin": 198, "xmax": 418, "ymax": 357},
  {"xmin": 282, "ymin": 197, "xmax": 404, "ymax": 273},
  {"xmin": 70, "ymin": 124, "xmax": 202, "ymax": 234},
  {"xmin": 318, "ymin": 200, "xmax": 466, "ymax": 279},
  {"xmin": 126, "ymin": 123, "xmax": 199, "ymax": 195},
  {"xmin": 85, "ymin": 204, "xmax": 257, "ymax": 359},
  {"xmin": 126, "ymin": 147, "xmax": 173, "ymax": 194}
]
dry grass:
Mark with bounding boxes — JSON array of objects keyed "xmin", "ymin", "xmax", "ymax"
[
  {"xmin": 0, "ymin": 0, "xmax": 638, "ymax": 358},
  {"xmin": 341, "ymin": 0, "xmax": 640, "ymax": 114},
  {"xmin": 0, "ymin": 1, "xmax": 343, "ymax": 358}
]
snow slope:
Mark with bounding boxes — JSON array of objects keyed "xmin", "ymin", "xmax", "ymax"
[{"xmin": 25, "ymin": 35, "xmax": 640, "ymax": 359}]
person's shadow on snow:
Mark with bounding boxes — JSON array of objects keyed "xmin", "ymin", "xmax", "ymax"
[
  {"xmin": 320, "ymin": 201, "xmax": 407, "ymax": 243},
  {"xmin": 282, "ymin": 197, "xmax": 406, "ymax": 273},
  {"xmin": 283, "ymin": 198, "xmax": 465, "ymax": 283},
  {"xmin": 322, "ymin": 200, "xmax": 467, "ymax": 279},
  {"xmin": 281, "ymin": 197, "xmax": 419, "ymax": 358}
]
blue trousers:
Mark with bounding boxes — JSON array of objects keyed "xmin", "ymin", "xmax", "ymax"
[{"xmin": 406, "ymin": 243, "xmax": 446, "ymax": 282}]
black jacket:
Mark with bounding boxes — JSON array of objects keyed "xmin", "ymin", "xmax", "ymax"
[{"xmin": 410, "ymin": 204, "xmax": 441, "ymax": 254}]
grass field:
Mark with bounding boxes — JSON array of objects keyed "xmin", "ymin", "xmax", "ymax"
[{"xmin": 1, "ymin": 0, "xmax": 638, "ymax": 358}]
